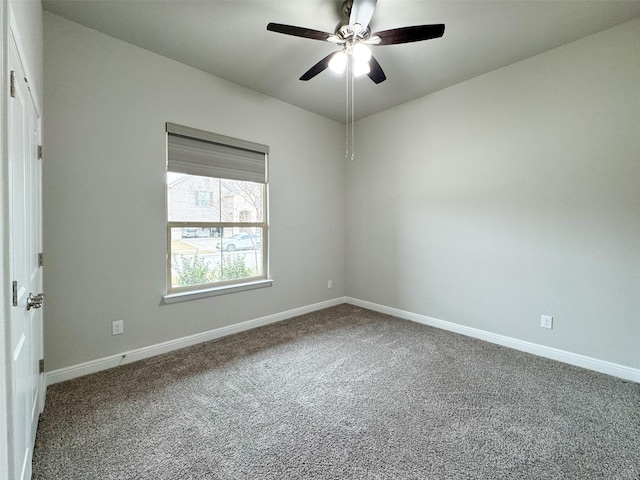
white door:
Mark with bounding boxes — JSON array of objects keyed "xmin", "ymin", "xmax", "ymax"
[{"xmin": 7, "ymin": 27, "xmax": 44, "ymax": 480}]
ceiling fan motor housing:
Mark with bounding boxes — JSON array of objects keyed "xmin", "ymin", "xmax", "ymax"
[{"xmin": 338, "ymin": 23, "xmax": 371, "ymax": 42}]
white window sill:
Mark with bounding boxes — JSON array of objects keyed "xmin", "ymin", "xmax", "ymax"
[{"xmin": 162, "ymin": 279, "xmax": 273, "ymax": 304}]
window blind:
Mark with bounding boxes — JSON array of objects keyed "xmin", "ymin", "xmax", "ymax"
[{"xmin": 166, "ymin": 123, "xmax": 268, "ymax": 184}]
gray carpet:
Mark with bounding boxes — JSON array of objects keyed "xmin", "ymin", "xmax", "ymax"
[{"xmin": 32, "ymin": 304, "xmax": 640, "ymax": 479}]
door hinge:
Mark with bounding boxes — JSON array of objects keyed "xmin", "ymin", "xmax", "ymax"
[
  {"xmin": 38, "ymin": 145, "xmax": 43, "ymax": 160},
  {"xmin": 12, "ymin": 281, "xmax": 18, "ymax": 306},
  {"xmin": 39, "ymin": 359, "xmax": 45, "ymax": 374},
  {"xmin": 38, "ymin": 253, "xmax": 44, "ymax": 267},
  {"xmin": 10, "ymin": 70, "xmax": 16, "ymax": 98}
]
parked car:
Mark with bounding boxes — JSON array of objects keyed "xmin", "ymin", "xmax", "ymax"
[
  {"xmin": 181, "ymin": 227, "xmax": 198, "ymax": 238},
  {"xmin": 215, "ymin": 234, "xmax": 261, "ymax": 252},
  {"xmin": 181, "ymin": 227, "xmax": 218, "ymax": 238}
]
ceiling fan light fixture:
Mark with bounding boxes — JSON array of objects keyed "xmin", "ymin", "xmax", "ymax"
[
  {"xmin": 352, "ymin": 42, "xmax": 372, "ymax": 63},
  {"xmin": 267, "ymin": 0, "xmax": 445, "ymax": 87},
  {"xmin": 329, "ymin": 50, "xmax": 348, "ymax": 74},
  {"xmin": 353, "ymin": 58, "xmax": 371, "ymax": 77}
]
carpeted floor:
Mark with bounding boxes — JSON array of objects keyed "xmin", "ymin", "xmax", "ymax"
[{"xmin": 32, "ymin": 304, "xmax": 640, "ymax": 479}]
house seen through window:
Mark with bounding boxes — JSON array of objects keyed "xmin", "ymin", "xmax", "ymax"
[{"xmin": 166, "ymin": 123, "xmax": 268, "ymax": 293}]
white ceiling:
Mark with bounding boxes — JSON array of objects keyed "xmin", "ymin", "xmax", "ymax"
[{"xmin": 42, "ymin": 0, "xmax": 640, "ymax": 123}]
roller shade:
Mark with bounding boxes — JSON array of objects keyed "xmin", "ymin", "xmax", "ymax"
[{"xmin": 166, "ymin": 123, "xmax": 268, "ymax": 184}]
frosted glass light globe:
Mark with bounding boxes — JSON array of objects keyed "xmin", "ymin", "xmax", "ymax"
[
  {"xmin": 352, "ymin": 43, "xmax": 372, "ymax": 63},
  {"xmin": 329, "ymin": 51, "xmax": 347, "ymax": 74},
  {"xmin": 353, "ymin": 59, "xmax": 371, "ymax": 77}
]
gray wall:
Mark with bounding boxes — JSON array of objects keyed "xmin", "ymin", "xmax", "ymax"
[
  {"xmin": 44, "ymin": 11, "xmax": 639, "ymax": 373},
  {"xmin": 43, "ymin": 13, "xmax": 346, "ymax": 371},
  {"xmin": 346, "ymin": 18, "xmax": 640, "ymax": 369}
]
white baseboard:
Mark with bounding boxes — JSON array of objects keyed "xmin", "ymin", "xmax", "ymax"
[
  {"xmin": 46, "ymin": 297, "xmax": 347, "ymax": 385},
  {"xmin": 346, "ymin": 297, "xmax": 639, "ymax": 384},
  {"xmin": 47, "ymin": 296, "xmax": 639, "ymax": 385}
]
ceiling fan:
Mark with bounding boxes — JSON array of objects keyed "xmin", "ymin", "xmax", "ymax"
[{"xmin": 266, "ymin": 0, "xmax": 445, "ymax": 84}]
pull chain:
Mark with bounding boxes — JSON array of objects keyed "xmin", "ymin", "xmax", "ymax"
[
  {"xmin": 351, "ymin": 57, "xmax": 355, "ymax": 161},
  {"xmin": 344, "ymin": 54, "xmax": 356, "ymax": 161},
  {"xmin": 345, "ymin": 55, "xmax": 349, "ymax": 159}
]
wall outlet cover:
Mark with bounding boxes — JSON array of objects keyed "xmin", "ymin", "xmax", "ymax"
[{"xmin": 112, "ymin": 320, "xmax": 124, "ymax": 335}]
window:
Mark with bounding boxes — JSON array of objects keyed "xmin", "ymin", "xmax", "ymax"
[
  {"xmin": 165, "ymin": 123, "xmax": 269, "ymax": 297},
  {"xmin": 197, "ymin": 191, "xmax": 212, "ymax": 207}
]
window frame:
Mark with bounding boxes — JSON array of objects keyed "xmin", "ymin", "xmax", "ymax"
[{"xmin": 163, "ymin": 124, "xmax": 271, "ymax": 301}]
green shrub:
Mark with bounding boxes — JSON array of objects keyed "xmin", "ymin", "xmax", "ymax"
[
  {"xmin": 220, "ymin": 255, "xmax": 255, "ymax": 281},
  {"xmin": 174, "ymin": 252, "xmax": 214, "ymax": 286},
  {"xmin": 173, "ymin": 252, "xmax": 256, "ymax": 286}
]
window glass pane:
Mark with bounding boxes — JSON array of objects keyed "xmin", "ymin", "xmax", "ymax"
[
  {"xmin": 197, "ymin": 191, "xmax": 211, "ymax": 207},
  {"xmin": 170, "ymin": 227, "xmax": 222, "ymax": 289},
  {"xmin": 217, "ymin": 227, "xmax": 263, "ymax": 281},
  {"xmin": 169, "ymin": 226, "xmax": 263, "ymax": 289},
  {"xmin": 220, "ymin": 179, "xmax": 264, "ymax": 223},
  {"xmin": 167, "ymin": 173, "xmax": 264, "ymax": 224},
  {"xmin": 167, "ymin": 172, "xmax": 221, "ymax": 222}
]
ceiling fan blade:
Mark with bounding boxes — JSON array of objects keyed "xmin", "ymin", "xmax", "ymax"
[
  {"xmin": 367, "ymin": 55, "xmax": 386, "ymax": 84},
  {"xmin": 349, "ymin": 0, "xmax": 377, "ymax": 28},
  {"xmin": 375, "ymin": 24, "xmax": 445, "ymax": 45},
  {"xmin": 267, "ymin": 23, "xmax": 334, "ymax": 41},
  {"xmin": 300, "ymin": 52, "xmax": 335, "ymax": 81}
]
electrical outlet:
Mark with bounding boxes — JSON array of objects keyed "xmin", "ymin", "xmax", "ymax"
[
  {"xmin": 327, "ymin": 280, "xmax": 332, "ymax": 289},
  {"xmin": 112, "ymin": 320, "xmax": 124, "ymax": 335},
  {"xmin": 540, "ymin": 315, "xmax": 553, "ymax": 330}
]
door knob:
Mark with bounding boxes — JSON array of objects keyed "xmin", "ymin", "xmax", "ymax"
[{"xmin": 27, "ymin": 292, "xmax": 44, "ymax": 310}]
